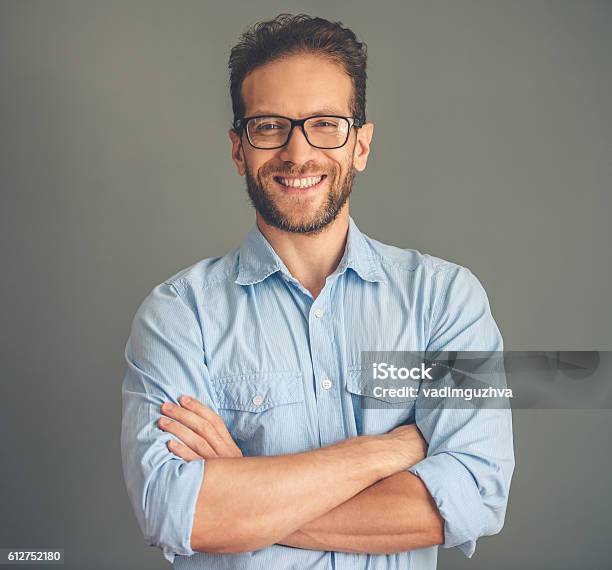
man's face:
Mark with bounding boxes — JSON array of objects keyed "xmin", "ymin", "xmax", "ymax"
[{"xmin": 229, "ymin": 54, "xmax": 374, "ymax": 234}]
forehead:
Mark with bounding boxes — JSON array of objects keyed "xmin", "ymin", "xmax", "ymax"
[{"xmin": 241, "ymin": 53, "xmax": 353, "ymax": 117}]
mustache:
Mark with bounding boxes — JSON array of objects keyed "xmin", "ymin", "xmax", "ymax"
[{"xmin": 260, "ymin": 164, "xmax": 331, "ymax": 178}]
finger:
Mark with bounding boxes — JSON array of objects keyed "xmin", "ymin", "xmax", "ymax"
[
  {"xmin": 158, "ymin": 417, "xmax": 217, "ymax": 458},
  {"xmin": 160, "ymin": 402, "xmax": 226, "ymax": 452},
  {"xmin": 167, "ymin": 439, "xmax": 201, "ymax": 462},
  {"xmin": 179, "ymin": 396, "xmax": 243, "ymax": 456},
  {"xmin": 179, "ymin": 396, "xmax": 232, "ymax": 436},
  {"xmin": 177, "ymin": 397, "xmax": 243, "ymax": 457}
]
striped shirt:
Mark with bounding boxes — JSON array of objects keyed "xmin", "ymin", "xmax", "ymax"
[{"xmin": 121, "ymin": 216, "xmax": 515, "ymax": 569}]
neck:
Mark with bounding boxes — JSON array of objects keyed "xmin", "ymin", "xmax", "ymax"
[{"xmin": 256, "ymin": 206, "xmax": 350, "ymax": 299}]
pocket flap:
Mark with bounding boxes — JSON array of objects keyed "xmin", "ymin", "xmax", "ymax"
[
  {"xmin": 346, "ymin": 367, "xmax": 418, "ymax": 404},
  {"xmin": 213, "ymin": 371, "xmax": 304, "ymax": 412}
]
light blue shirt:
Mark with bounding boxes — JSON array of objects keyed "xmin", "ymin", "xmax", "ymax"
[{"xmin": 121, "ymin": 216, "xmax": 514, "ymax": 569}]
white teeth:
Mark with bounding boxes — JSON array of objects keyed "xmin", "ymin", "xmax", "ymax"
[{"xmin": 278, "ymin": 176, "xmax": 323, "ymax": 188}]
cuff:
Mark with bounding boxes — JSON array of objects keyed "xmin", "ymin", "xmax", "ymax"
[
  {"xmin": 145, "ymin": 458, "xmax": 205, "ymax": 564},
  {"xmin": 409, "ymin": 453, "xmax": 486, "ymax": 558}
]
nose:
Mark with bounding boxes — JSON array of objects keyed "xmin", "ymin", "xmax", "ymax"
[{"xmin": 278, "ymin": 124, "xmax": 319, "ymax": 165}]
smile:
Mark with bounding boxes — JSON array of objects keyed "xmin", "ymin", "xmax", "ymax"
[{"xmin": 274, "ymin": 175, "xmax": 326, "ymax": 189}]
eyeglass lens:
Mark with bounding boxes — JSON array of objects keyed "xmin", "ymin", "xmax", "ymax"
[{"xmin": 247, "ymin": 116, "xmax": 350, "ymax": 149}]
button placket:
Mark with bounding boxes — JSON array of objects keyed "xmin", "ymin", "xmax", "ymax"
[{"xmin": 307, "ymin": 287, "xmax": 343, "ymax": 446}]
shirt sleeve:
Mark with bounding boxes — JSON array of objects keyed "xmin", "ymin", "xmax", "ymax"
[
  {"xmin": 408, "ymin": 265, "xmax": 515, "ymax": 558},
  {"xmin": 120, "ymin": 279, "xmax": 217, "ymax": 564}
]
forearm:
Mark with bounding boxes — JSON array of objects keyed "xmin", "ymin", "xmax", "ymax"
[
  {"xmin": 191, "ymin": 434, "xmax": 415, "ymax": 554},
  {"xmin": 278, "ymin": 471, "xmax": 444, "ymax": 553}
]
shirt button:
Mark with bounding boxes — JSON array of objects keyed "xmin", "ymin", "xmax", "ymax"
[
  {"xmin": 321, "ymin": 378, "xmax": 333, "ymax": 390},
  {"xmin": 252, "ymin": 395, "xmax": 265, "ymax": 407},
  {"xmin": 314, "ymin": 308, "xmax": 324, "ymax": 318}
]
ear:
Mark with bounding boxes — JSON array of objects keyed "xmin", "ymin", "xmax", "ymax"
[
  {"xmin": 352, "ymin": 122, "xmax": 374, "ymax": 172},
  {"xmin": 229, "ymin": 129, "xmax": 246, "ymax": 176}
]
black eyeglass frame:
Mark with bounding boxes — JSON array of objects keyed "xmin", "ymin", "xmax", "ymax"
[{"xmin": 233, "ymin": 114, "xmax": 365, "ymax": 150}]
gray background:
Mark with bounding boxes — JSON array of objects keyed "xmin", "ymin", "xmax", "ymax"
[{"xmin": 1, "ymin": 1, "xmax": 610, "ymax": 568}]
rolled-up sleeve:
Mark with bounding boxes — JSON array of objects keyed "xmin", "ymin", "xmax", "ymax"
[
  {"xmin": 409, "ymin": 266, "xmax": 515, "ymax": 558},
  {"xmin": 120, "ymin": 279, "xmax": 216, "ymax": 564}
]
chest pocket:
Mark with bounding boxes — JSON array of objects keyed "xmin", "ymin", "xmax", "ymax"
[
  {"xmin": 211, "ymin": 371, "xmax": 312, "ymax": 456},
  {"xmin": 346, "ymin": 367, "xmax": 417, "ymax": 435}
]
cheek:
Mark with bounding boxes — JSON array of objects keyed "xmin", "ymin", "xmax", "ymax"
[
  {"xmin": 244, "ymin": 149, "xmax": 274, "ymax": 175},
  {"xmin": 332, "ymin": 158, "xmax": 354, "ymax": 185},
  {"xmin": 322, "ymin": 153, "xmax": 347, "ymax": 178},
  {"xmin": 254, "ymin": 156, "xmax": 284, "ymax": 181}
]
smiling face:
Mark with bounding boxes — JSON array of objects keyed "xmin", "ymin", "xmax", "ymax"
[{"xmin": 229, "ymin": 53, "xmax": 374, "ymax": 234}]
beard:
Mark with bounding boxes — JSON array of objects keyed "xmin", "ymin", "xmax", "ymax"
[{"xmin": 244, "ymin": 158, "xmax": 355, "ymax": 235}]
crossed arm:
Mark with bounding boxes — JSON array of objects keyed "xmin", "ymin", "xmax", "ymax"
[
  {"xmin": 122, "ymin": 272, "xmax": 514, "ymax": 560},
  {"xmin": 281, "ymin": 471, "xmax": 443, "ymax": 553},
  {"xmin": 158, "ymin": 396, "xmax": 444, "ymax": 554}
]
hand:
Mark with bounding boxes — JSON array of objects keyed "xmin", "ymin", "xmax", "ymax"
[
  {"xmin": 158, "ymin": 396, "xmax": 243, "ymax": 460},
  {"xmin": 386, "ymin": 424, "xmax": 428, "ymax": 467}
]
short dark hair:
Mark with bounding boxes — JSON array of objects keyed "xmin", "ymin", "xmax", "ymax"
[{"xmin": 228, "ymin": 14, "xmax": 368, "ymax": 129}]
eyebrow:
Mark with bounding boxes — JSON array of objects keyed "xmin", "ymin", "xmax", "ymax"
[{"xmin": 248, "ymin": 107, "xmax": 349, "ymax": 117}]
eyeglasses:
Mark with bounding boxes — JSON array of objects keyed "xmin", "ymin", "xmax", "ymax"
[{"xmin": 234, "ymin": 114, "xmax": 364, "ymax": 150}]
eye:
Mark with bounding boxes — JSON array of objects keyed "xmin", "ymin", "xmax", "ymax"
[
  {"xmin": 313, "ymin": 120, "xmax": 338, "ymax": 128},
  {"xmin": 256, "ymin": 122, "xmax": 282, "ymax": 131}
]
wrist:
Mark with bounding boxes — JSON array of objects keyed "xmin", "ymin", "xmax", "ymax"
[{"xmin": 357, "ymin": 434, "xmax": 411, "ymax": 480}]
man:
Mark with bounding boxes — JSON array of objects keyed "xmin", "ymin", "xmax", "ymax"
[{"xmin": 121, "ymin": 13, "xmax": 514, "ymax": 570}]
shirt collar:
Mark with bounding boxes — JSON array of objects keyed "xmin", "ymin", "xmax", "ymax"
[{"xmin": 234, "ymin": 216, "xmax": 386, "ymax": 286}]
